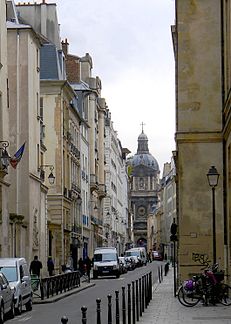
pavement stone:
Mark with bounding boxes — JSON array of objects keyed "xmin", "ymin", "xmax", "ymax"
[{"xmin": 139, "ymin": 267, "xmax": 231, "ymax": 324}]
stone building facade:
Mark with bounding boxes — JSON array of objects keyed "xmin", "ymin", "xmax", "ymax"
[
  {"xmin": 174, "ymin": 0, "xmax": 231, "ymax": 283},
  {"xmin": 128, "ymin": 128, "xmax": 160, "ymax": 248}
]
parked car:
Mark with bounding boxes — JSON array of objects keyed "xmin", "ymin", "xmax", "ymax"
[
  {"xmin": 0, "ymin": 258, "xmax": 32, "ymax": 314},
  {"xmin": 124, "ymin": 248, "xmax": 147, "ymax": 266},
  {"xmin": 152, "ymin": 251, "xmax": 163, "ymax": 261},
  {"xmin": 118, "ymin": 257, "xmax": 128, "ymax": 274},
  {"xmin": 0, "ymin": 272, "xmax": 15, "ymax": 323},
  {"xmin": 93, "ymin": 247, "xmax": 120, "ymax": 279}
]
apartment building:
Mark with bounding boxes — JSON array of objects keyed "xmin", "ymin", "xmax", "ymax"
[
  {"xmin": 104, "ymin": 110, "xmax": 129, "ymax": 255},
  {"xmin": 0, "ymin": 0, "xmax": 10, "ymax": 257}
]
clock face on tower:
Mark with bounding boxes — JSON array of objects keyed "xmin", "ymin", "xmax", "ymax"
[{"xmin": 138, "ymin": 206, "xmax": 146, "ymax": 216}]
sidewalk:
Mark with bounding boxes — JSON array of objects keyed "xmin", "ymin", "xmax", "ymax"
[{"xmin": 139, "ymin": 266, "xmax": 231, "ymax": 324}]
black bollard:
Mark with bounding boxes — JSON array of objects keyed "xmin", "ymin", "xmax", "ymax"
[
  {"xmin": 61, "ymin": 316, "xmax": 68, "ymax": 324},
  {"xmin": 107, "ymin": 294, "xmax": 112, "ymax": 324},
  {"xmin": 115, "ymin": 290, "xmax": 120, "ymax": 324},
  {"xmin": 139, "ymin": 278, "xmax": 142, "ymax": 317},
  {"xmin": 132, "ymin": 281, "xmax": 135, "ymax": 324},
  {"xmin": 122, "ymin": 287, "xmax": 126, "ymax": 324},
  {"xmin": 81, "ymin": 306, "xmax": 87, "ymax": 324},
  {"xmin": 164, "ymin": 262, "xmax": 169, "ymax": 276},
  {"xmin": 158, "ymin": 266, "xmax": 161, "ymax": 283},
  {"xmin": 144, "ymin": 274, "xmax": 148, "ymax": 308},
  {"xmin": 96, "ymin": 298, "xmax": 101, "ymax": 324},
  {"xmin": 127, "ymin": 283, "xmax": 131, "ymax": 324},
  {"xmin": 148, "ymin": 272, "xmax": 152, "ymax": 302},
  {"xmin": 142, "ymin": 276, "xmax": 145, "ymax": 313},
  {"xmin": 135, "ymin": 280, "xmax": 139, "ymax": 322},
  {"xmin": 146, "ymin": 274, "xmax": 149, "ymax": 306}
]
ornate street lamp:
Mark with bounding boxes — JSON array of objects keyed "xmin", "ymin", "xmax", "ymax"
[
  {"xmin": 0, "ymin": 141, "xmax": 10, "ymax": 170},
  {"xmin": 207, "ymin": 166, "xmax": 220, "ymax": 265},
  {"xmin": 40, "ymin": 164, "xmax": 55, "ymax": 185}
]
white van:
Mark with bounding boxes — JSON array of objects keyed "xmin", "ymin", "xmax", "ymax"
[
  {"xmin": 93, "ymin": 247, "xmax": 120, "ymax": 279},
  {"xmin": 124, "ymin": 247, "xmax": 147, "ymax": 266},
  {"xmin": 0, "ymin": 258, "xmax": 32, "ymax": 314}
]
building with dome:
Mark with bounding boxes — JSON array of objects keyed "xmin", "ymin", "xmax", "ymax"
[{"xmin": 128, "ymin": 126, "xmax": 160, "ymax": 248}]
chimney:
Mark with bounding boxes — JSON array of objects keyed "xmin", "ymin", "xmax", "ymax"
[{"xmin": 61, "ymin": 38, "xmax": 69, "ymax": 57}]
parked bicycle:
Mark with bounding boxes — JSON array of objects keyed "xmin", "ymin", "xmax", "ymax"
[{"xmin": 177, "ymin": 264, "xmax": 231, "ymax": 307}]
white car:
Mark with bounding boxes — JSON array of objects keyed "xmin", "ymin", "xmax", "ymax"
[{"xmin": 0, "ymin": 258, "xmax": 32, "ymax": 315}]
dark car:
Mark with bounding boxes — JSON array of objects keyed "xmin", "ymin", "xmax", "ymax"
[{"xmin": 0, "ymin": 272, "xmax": 15, "ymax": 323}]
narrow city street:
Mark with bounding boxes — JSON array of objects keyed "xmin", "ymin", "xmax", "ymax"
[{"xmin": 6, "ymin": 262, "xmax": 162, "ymax": 324}]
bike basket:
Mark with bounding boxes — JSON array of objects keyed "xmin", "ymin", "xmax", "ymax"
[{"xmin": 183, "ymin": 279, "xmax": 196, "ymax": 294}]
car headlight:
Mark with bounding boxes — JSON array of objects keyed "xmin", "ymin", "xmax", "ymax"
[{"xmin": 93, "ymin": 265, "xmax": 98, "ymax": 270}]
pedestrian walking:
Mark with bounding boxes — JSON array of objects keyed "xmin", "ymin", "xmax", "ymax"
[
  {"xmin": 78, "ymin": 257, "xmax": 84, "ymax": 276},
  {"xmin": 84, "ymin": 256, "xmax": 92, "ymax": 282},
  {"xmin": 47, "ymin": 256, "xmax": 55, "ymax": 276},
  {"xmin": 29, "ymin": 255, "xmax": 43, "ymax": 278}
]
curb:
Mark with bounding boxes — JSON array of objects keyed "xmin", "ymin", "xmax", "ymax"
[{"xmin": 33, "ymin": 282, "xmax": 95, "ymax": 304}]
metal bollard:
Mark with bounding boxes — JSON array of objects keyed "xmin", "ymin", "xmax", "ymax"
[
  {"xmin": 146, "ymin": 274, "xmax": 149, "ymax": 306},
  {"xmin": 81, "ymin": 306, "xmax": 87, "ymax": 324},
  {"xmin": 149, "ymin": 272, "xmax": 152, "ymax": 302},
  {"xmin": 144, "ymin": 274, "xmax": 148, "ymax": 308},
  {"xmin": 122, "ymin": 286, "xmax": 126, "ymax": 324},
  {"xmin": 96, "ymin": 298, "xmax": 101, "ymax": 324},
  {"xmin": 158, "ymin": 266, "xmax": 161, "ymax": 283},
  {"xmin": 107, "ymin": 294, "xmax": 112, "ymax": 324},
  {"xmin": 132, "ymin": 281, "xmax": 135, "ymax": 324},
  {"xmin": 61, "ymin": 316, "xmax": 68, "ymax": 324},
  {"xmin": 127, "ymin": 283, "xmax": 131, "ymax": 324},
  {"xmin": 142, "ymin": 276, "xmax": 145, "ymax": 313},
  {"xmin": 115, "ymin": 290, "xmax": 120, "ymax": 324},
  {"xmin": 135, "ymin": 280, "xmax": 139, "ymax": 322},
  {"xmin": 139, "ymin": 278, "xmax": 142, "ymax": 317}
]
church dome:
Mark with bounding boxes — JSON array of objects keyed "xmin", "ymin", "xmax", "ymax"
[{"xmin": 131, "ymin": 129, "xmax": 159, "ymax": 171}]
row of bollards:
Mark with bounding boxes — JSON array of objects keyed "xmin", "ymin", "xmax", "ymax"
[{"xmin": 61, "ymin": 271, "xmax": 153, "ymax": 324}]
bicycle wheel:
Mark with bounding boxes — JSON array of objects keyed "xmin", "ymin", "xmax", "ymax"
[
  {"xmin": 219, "ymin": 284, "xmax": 231, "ymax": 306},
  {"xmin": 177, "ymin": 286, "xmax": 201, "ymax": 307}
]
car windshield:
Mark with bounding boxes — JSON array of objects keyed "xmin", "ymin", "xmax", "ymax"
[
  {"xmin": 125, "ymin": 251, "xmax": 139, "ymax": 257},
  {"xmin": 94, "ymin": 253, "xmax": 117, "ymax": 262},
  {"xmin": 0, "ymin": 266, "xmax": 18, "ymax": 282}
]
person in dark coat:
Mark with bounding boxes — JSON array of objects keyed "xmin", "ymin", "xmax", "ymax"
[
  {"xmin": 78, "ymin": 257, "xmax": 84, "ymax": 276},
  {"xmin": 47, "ymin": 256, "xmax": 55, "ymax": 276},
  {"xmin": 84, "ymin": 256, "xmax": 92, "ymax": 282},
  {"xmin": 30, "ymin": 255, "xmax": 43, "ymax": 278}
]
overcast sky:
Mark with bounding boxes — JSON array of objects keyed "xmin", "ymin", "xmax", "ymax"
[{"xmin": 49, "ymin": 0, "xmax": 175, "ymax": 173}]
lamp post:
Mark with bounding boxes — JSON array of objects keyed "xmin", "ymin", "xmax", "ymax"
[
  {"xmin": 0, "ymin": 141, "xmax": 10, "ymax": 170},
  {"xmin": 40, "ymin": 164, "xmax": 55, "ymax": 185},
  {"xmin": 207, "ymin": 166, "xmax": 220, "ymax": 265}
]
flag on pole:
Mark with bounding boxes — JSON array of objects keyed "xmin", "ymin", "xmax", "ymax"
[{"xmin": 10, "ymin": 142, "xmax": 26, "ymax": 169}]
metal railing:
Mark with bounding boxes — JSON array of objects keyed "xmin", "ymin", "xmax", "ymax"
[{"xmin": 32, "ymin": 271, "xmax": 81, "ymax": 300}]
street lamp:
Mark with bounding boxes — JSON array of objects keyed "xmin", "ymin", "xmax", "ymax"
[
  {"xmin": 40, "ymin": 164, "xmax": 55, "ymax": 185},
  {"xmin": 207, "ymin": 165, "xmax": 220, "ymax": 265},
  {"xmin": 0, "ymin": 141, "xmax": 10, "ymax": 170}
]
